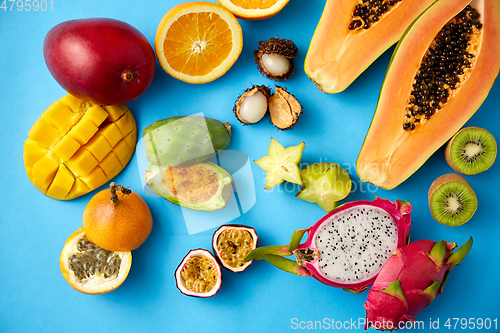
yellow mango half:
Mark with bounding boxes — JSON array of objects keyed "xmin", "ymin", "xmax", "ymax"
[{"xmin": 23, "ymin": 94, "xmax": 137, "ymax": 200}]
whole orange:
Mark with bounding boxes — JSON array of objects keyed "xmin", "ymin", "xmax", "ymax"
[{"xmin": 83, "ymin": 183, "xmax": 153, "ymax": 251}]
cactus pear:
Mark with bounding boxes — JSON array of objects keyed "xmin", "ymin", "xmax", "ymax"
[{"xmin": 143, "ymin": 116, "xmax": 231, "ymax": 168}]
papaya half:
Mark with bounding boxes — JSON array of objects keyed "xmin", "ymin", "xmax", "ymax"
[
  {"xmin": 357, "ymin": 0, "xmax": 500, "ymax": 190},
  {"xmin": 304, "ymin": 0, "xmax": 437, "ymax": 94}
]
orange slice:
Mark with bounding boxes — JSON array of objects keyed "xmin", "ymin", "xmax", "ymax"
[
  {"xmin": 216, "ymin": 0, "xmax": 290, "ymax": 20},
  {"xmin": 155, "ymin": 1, "xmax": 243, "ymax": 84}
]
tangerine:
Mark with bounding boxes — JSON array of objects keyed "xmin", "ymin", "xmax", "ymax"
[{"xmin": 83, "ymin": 183, "xmax": 153, "ymax": 252}]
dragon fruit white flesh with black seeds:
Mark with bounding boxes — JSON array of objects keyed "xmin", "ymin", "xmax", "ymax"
[
  {"xmin": 245, "ymin": 197, "xmax": 412, "ymax": 293},
  {"xmin": 307, "ymin": 205, "xmax": 401, "ymax": 286}
]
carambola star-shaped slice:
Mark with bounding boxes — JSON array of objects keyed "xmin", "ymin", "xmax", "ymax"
[
  {"xmin": 254, "ymin": 138, "xmax": 305, "ymax": 189},
  {"xmin": 295, "ymin": 163, "xmax": 352, "ymax": 212}
]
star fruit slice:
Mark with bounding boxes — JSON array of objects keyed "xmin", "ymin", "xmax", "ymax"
[
  {"xmin": 295, "ymin": 163, "xmax": 352, "ymax": 212},
  {"xmin": 254, "ymin": 137, "xmax": 305, "ymax": 189}
]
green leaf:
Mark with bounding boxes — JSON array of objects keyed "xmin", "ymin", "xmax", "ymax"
[
  {"xmin": 244, "ymin": 245, "xmax": 292, "ymax": 262},
  {"xmin": 429, "ymin": 240, "xmax": 446, "ymax": 267},
  {"xmin": 288, "ymin": 229, "xmax": 307, "ymax": 252},
  {"xmin": 447, "ymin": 236, "xmax": 473, "ymax": 268},
  {"xmin": 382, "ymin": 280, "xmax": 405, "ymax": 301},
  {"xmin": 421, "ymin": 280, "xmax": 441, "ymax": 301},
  {"xmin": 263, "ymin": 255, "xmax": 312, "ymax": 277}
]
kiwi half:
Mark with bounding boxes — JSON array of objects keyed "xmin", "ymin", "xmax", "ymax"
[
  {"xmin": 445, "ymin": 127, "xmax": 497, "ymax": 175},
  {"xmin": 428, "ymin": 174, "xmax": 477, "ymax": 227}
]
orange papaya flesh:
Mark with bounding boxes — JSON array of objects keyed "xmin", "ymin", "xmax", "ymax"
[
  {"xmin": 356, "ymin": 0, "xmax": 500, "ymax": 190},
  {"xmin": 304, "ymin": 0, "xmax": 437, "ymax": 94},
  {"xmin": 23, "ymin": 94, "xmax": 137, "ymax": 200}
]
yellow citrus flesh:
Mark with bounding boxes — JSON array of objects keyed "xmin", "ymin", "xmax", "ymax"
[
  {"xmin": 23, "ymin": 95, "xmax": 137, "ymax": 200},
  {"xmin": 155, "ymin": 1, "xmax": 243, "ymax": 84},
  {"xmin": 60, "ymin": 228, "xmax": 131, "ymax": 294},
  {"xmin": 216, "ymin": 0, "xmax": 290, "ymax": 20}
]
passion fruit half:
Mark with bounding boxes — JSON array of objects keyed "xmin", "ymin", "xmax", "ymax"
[
  {"xmin": 60, "ymin": 228, "xmax": 132, "ymax": 294},
  {"xmin": 212, "ymin": 225, "xmax": 258, "ymax": 272},
  {"xmin": 175, "ymin": 249, "xmax": 222, "ymax": 298}
]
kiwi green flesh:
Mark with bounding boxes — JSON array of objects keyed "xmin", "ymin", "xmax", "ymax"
[
  {"xmin": 448, "ymin": 127, "xmax": 497, "ymax": 175},
  {"xmin": 430, "ymin": 180, "xmax": 477, "ymax": 226}
]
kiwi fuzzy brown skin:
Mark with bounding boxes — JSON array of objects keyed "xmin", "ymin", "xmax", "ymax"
[
  {"xmin": 428, "ymin": 173, "xmax": 477, "ymax": 226},
  {"xmin": 233, "ymin": 85, "xmax": 272, "ymax": 125},
  {"xmin": 445, "ymin": 126, "xmax": 497, "ymax": 175}
]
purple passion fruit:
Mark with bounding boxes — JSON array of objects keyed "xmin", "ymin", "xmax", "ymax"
[
  {"xmin": 212, "ymin": 225, "xmax": 258, "ymax": 272},
  {"xmin": 44, "ymin": 18, "xmax": 156, "ymax": 105},
  {"xmin": 175, "ymin": 249, "xmax": 222, "ymax": 298}
]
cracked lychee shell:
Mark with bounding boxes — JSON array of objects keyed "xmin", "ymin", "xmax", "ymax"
[
  {"xmin": 269, "ymin": 85, "xmax": 302, "ymax": 130},
  {"xmin": 233, "ymin": 85, "xmax": 272, "ymax": 125},
  {"xmin": 254, "ymin": 37, "xmax": 298, "ymax": 82}
]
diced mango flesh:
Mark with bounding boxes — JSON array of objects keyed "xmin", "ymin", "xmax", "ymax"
[
  {"xmin": 103, "ymin": 104, "xmax": 127, "ymax": 122},
  {"xmin": 66, "ymin": 149, "xmax": 99, "ymax": 177},
  {"xmin": 23, "ymin": 94, "xmax": 137, "ymax": 200},
  {"xmin": 69, "ymin": 118, "xmax": 99, "ymax": 145},
  {"xmin": 83, "ymin": 135, "xmax": 112, "ymax": 162},
  {"xmin": 100, "ymin": 152, "xmax": 122, "ymax": 177},
  {"xmin": 28, "ymin": 119, "xmax": 60, "ymax": 149},
  {"xmin": 46, "ymin": 164, "xmax": 75, "ymax": 200},
  {"xmin": 54, "ymin": 135, "xmax": 81, "ymax": 162},
  {"xmin": 32, "ymin": 155, "xmax": 59, "ymax": 190},
  {"xmin": 41, "ymin": 101, "xmax": 74, "ymax": 134},
  {"xmin": 114, "ymin": 140, "xmax": 132, "ymax": 164},
  {"xmin": 115, "ymin": 111, "xmax": 136, "ymax": 136},
  {"xmin": 67, "ymin": 179, "xmax": 91, "ymax": 200},
  {"xmin": 24, "ymin": 139, "xmax": 47, "ymax": 168},
  {"xmin": 100, "ymin": 123, "xmax": 123, "ymax": 147},
  {"xmin": 85, "ymin": 105, "xmax": 109, "ymax": 127},
  {"xmin": 80, "ymin": 167, "xmax": 107, "ymax": 190}
]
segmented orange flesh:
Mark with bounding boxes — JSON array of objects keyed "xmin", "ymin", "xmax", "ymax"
[
  {"xmin": 155, "ymin": 2, "xmax": 243, "ymax": 83},
  {"xmin": 228, "ymin": 0, "xmax": 277, "ymax": 9}
]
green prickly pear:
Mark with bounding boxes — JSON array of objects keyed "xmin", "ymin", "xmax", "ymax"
[
  {"xmin": 143, "ymin": 115, "xmax": 231, "ymax": 167},
  {"xmin": 145, "ymin": 162, "xmax": 233, "ymax": 211}
]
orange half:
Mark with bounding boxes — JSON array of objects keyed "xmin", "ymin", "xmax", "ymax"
[
  {"xmin": 155, "ymin": 1, "xmax": 243, "ymax": 84},
  {"xmin": 217, "ymin": 0, "xmax": 290, "ymax": 20}
]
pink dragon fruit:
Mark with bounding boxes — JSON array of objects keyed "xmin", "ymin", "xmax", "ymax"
[
  {"xmin": 245, "ymin": 197, "xmax": 412, "ymax": 293},
  {"xmin": 364, "ymin": 237, "xmax": 473, "ymax": 331}
]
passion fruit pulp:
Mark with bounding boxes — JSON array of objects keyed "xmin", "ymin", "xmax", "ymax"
[
  {"xmin": 60, "ymin": 228, "xmax": 131, "ymax": 294},
  {"xmin": 212, "ymin": 225, "xmax": 258, "ymax": 272},
  {"xmin": 175, "ymin": 249, "xmax": 222, "ymax": 298}
]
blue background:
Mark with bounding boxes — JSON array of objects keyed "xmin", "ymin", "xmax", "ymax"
[{"xmin": 1, "ymin": 0, "xmax": 498, "ymax": 332}]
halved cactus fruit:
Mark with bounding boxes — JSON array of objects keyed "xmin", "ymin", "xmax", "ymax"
[
  {"xmin": 145, "ymin": 162, "xmax": 233, "ymax": 211},
  {"xmin": 23, "ymin": 94, "xmax": 137, "ymax": 200}
]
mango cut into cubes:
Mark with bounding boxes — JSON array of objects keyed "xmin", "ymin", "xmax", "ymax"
[{"xmin": 23, "ymin": 94, "xmax": 137, "ymax": 200}]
